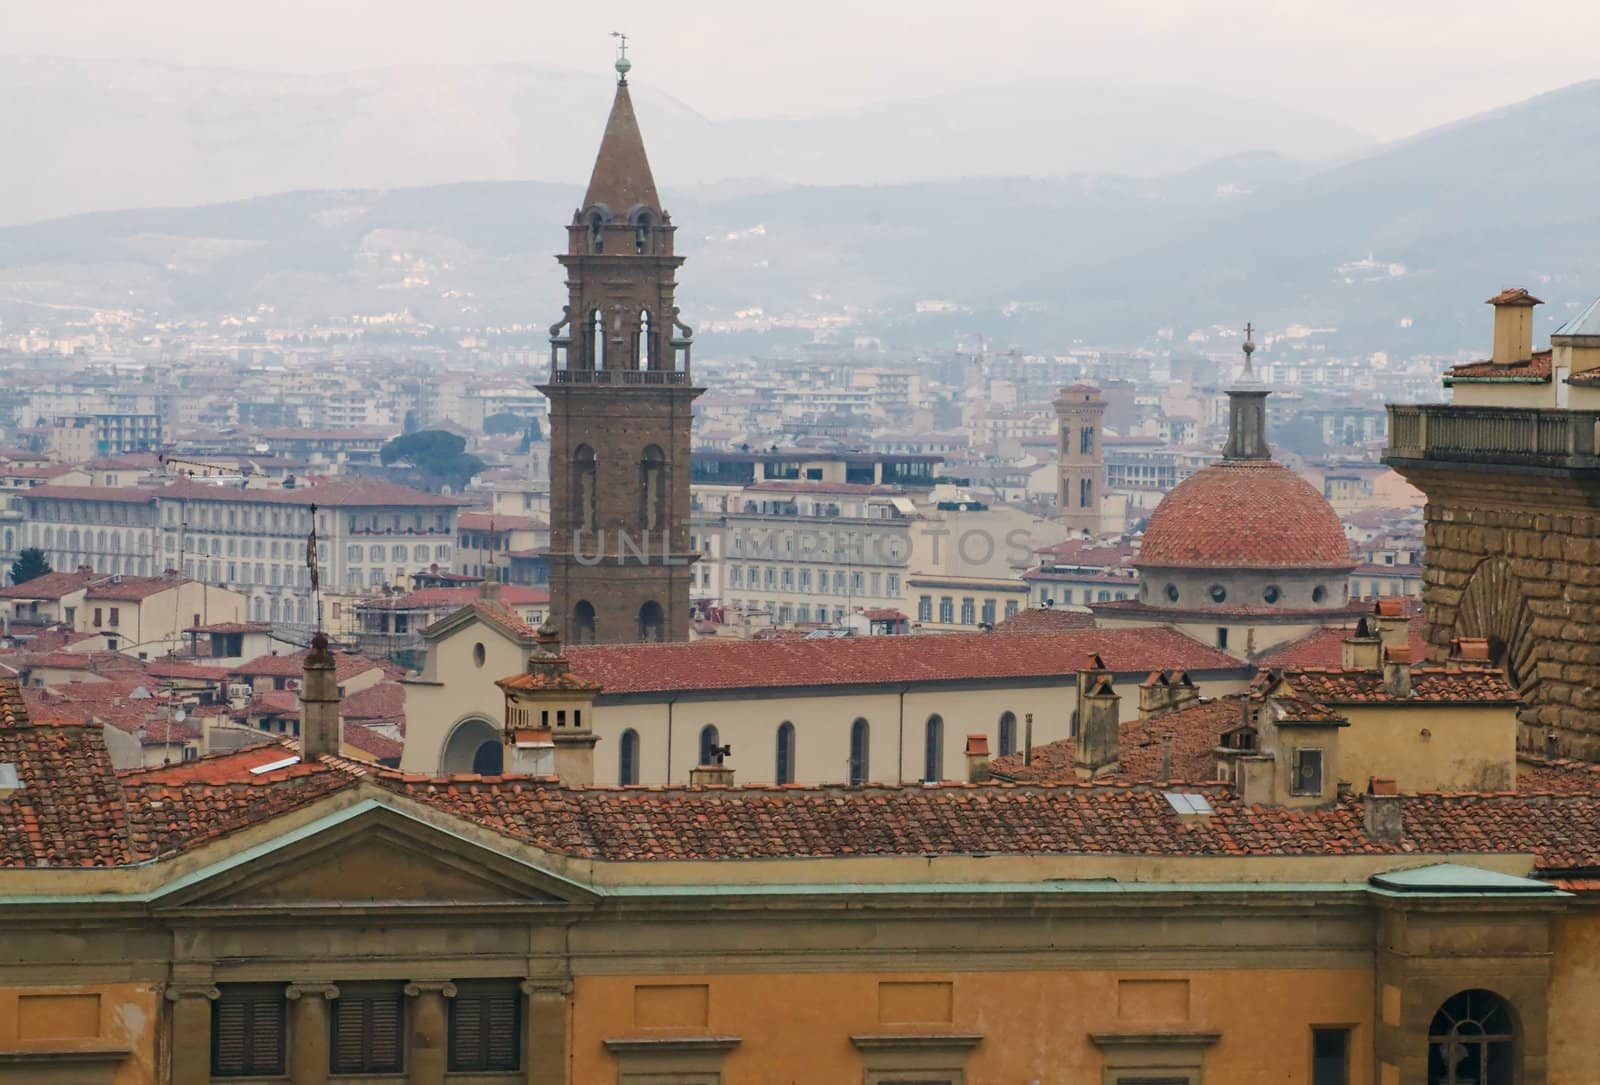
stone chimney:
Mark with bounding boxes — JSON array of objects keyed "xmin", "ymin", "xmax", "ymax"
[
  {"xmin": 1487, "ymin": 287, "xmax": 1541, "ymax": 365},
  {"xmin": 1450, "ymin": 636, "xmax": 1492, "ymax": 664},
  {"xmin": 1139, "ymin": 669, "xmax": 1199, "ymax": 718},
  {"xmin": 1372, "ymin": 599, "xmax": 1409, "ymax": 657},
  {"xmin": 1383, "ymin": 645, "xmax": 1413, "ymax": 699},
  {"xmin": 1073, "ymin": 657, "xmax": 1121, "ymax": 779},
  {"xmin": 300, "ymin": 633, "xmax": 341, "ymax": 759},
  {"xmin": 964, "ymin": 733, "xmax": 991, "ymax": 782},
  {"xmin": 495, "ymin": 620, "xmax": 601, "ymax": 785},
  {"xmin": 1341, "ymin": 617, "xmax": 1382, "ymax": 670},
  {"xmin": 690, "ymin": 742, "xmax": 734, "ymax": 786},
  {"xmin": 1364, "ymin": 778, "xmax": 1403, "ymax": 844}
]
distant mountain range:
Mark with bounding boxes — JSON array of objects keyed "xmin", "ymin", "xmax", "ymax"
[
  {"xmin": 1, "ymin": 59, "xmax": 1597, "ymax": 355},
  {"xmin": 0, "ymin": 54, "xmax": 1370, "ymax": 226}
]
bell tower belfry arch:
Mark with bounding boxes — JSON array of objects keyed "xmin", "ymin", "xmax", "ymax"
[{"xmin": 539, "ymin": 44, "xmax": 702, "ymax": 644}]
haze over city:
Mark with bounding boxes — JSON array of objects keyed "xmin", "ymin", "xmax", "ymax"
[{"xmin": 3, "ymin": 5, "xmax": 1600, "ymax": 1083}]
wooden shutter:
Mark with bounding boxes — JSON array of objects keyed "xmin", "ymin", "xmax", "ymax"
[
  {"xmin": 450, "ymin": 982, "xmax": 521, "ymax": 1072},
  {"xmin": 331, "ymin": 990, "xmax": 405, "ymax": 1074},
  {"xmin": 212, "ymin": 985, "xmax": 286, "ymax": 1077}
]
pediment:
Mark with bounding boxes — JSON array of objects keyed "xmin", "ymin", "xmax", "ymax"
[{"xmin": 153, "ymin": 800, "xmax": 594, "ymax": 909}]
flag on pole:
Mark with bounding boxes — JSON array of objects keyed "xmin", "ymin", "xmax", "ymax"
[{"xmin": 306, "ymin": 502, "xmax": 320, "ymax": 592}]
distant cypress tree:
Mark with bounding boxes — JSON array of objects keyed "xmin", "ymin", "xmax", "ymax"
[{"xmin": 9, "ymin": 548, "xmax": 51, "ymax": 586}]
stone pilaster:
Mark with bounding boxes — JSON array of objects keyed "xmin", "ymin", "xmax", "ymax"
[
  {"xmin": 522, "ymin": 979, "xmax": 571, "ymax": 1085},
  {"xmin": 164, "ymin": 982, "xmax": 219, "ymax": 1085},
  {"xmin": 285, "ymin": 982, "xmax": 339, "ymax": 1085},
  {"xmin": 405, "ymin": 981, "xmax": 458, "ymax": 1085}
]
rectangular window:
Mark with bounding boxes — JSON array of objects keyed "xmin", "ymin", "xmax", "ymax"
[
  {"xmin": 1312, "ymin": 1027, "xmax": 1350, "ymax": 1085},
  {"xmin": 886, "ymin": 574, "xmax": 900, "ymax": 596},
  {"xmin": 1293, "ymin": 749, "xmax": 1324, "ymax": 797},
  {"xmin": 211, "ymin": 984, "xmax": 286, "ymax": 1077},
  {"xmin": 1004, "ymin": 600, "xmax": 1019, "ymax": 619},
  {"xmin": 938, "ymin": 596, "xmax": 954, "ymax": 623},
  {"xmin": 330, "ymin": 985, "xmax": 405, "ymax": 1074},
  {"xmin": 1080, "ymin": 477, "xmax": 1093, "ymax": 507},
  {"xmin": 960, "ymin": 597, "xmax": 975, "ymax": 625},
  {"xmin": 981, "ymin": 599, "xmax": 996, "ymax": 625},
  {"xmin": 918, "ymin": 595, "xmax": 933, "ymax": 622},
  {"xmin": 449, "ymin": 981, "xmax": 522, "ymax": 1072},
  {"xmin": 1216, "ymin": 627, "xmax": 1228, "ymax": 650}
]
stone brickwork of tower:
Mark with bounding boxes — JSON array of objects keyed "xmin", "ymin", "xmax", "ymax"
[
  {"xmin": 538, "ymin": 62, "xmax": 702, "ymax": 644},
  {"xmin": 1055, "ymin": 384, "xmax": 1106, "ymax": 537}
]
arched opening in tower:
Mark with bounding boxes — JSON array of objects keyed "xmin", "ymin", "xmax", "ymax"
[
  {"xmin": 638, "ymin": 600, "xmax": 665, "ymax": 642},
  {"xmin": 572, "ymin": 600, "xmax": 597, "ymax": 645}
]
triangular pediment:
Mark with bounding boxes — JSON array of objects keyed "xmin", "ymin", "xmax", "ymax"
[{"xmin": 152, "ymin": 799, "xmax": 595, "ymax": 909}]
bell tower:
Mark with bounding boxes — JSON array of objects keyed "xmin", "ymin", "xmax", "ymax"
[{"xmin": 539, "ymin": 44, "xmax": 702, "ymax": 644}]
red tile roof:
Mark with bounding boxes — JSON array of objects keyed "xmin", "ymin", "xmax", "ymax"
[
  {"xmin": 341, "ymin": 681, "xmax": 407, "ymax": 724},
  {"xmin": 1275, "ymin": 665, "xmax": 1516, "ymax": 704},
  {"xmin": 458, "ymin": 512, "xmax": 547, "ymax": 532},
  {"xmin": 230, "ymin": 650, "xmax": 387, "ymax": 681},
  {"xmin": 1254, "ymin": 617, "xmax": 1428, "ymax": 668},
  {"xmin": 1486, "ymin": 287, "xmax": 1542, "ymax": 306},
  {"xmin": 993, "ymin": 607, "xmax": 1097, "ymax": 633},
  {"xmin": 186, "ymin": 621, "xmax": 272, "ymax": 634},
  {"xmin": 163, "ymin": 478, "xmax": 462, "ymax": 508},
  {"xmin": 1445, "ymin": 349, "xmax": 1553, "ymax": 382},
  {"xmin": 989, "ymin": 696, "xmax": 1246, "ymax": 784},
  {"xmin": 1138, "ymin": 460, "xmax": 1354, "ymax": 571},
  {"xmin": 0, "ymin": 569, "xmax": 99, "ymax": 600},
  {"xmin": 363, "ymin": 586, "xmax": 549, "ymax": 610},
  {"xmin": 84, "ymin": 575, "xmax": 192, "ymax": 601},
  {"xmin": 566, "ymin": 628, "xmax": 1244, "ymax": 696}
]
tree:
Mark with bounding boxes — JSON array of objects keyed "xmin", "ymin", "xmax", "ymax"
[
  {"xmin": 9, "ymin": 548, "xmax": 51, "ymax": 586},
  {"xmin": 483, "ymin": 412, "xmax": 526, "ymax": 436},
  {"xmin": 380, "ymin": 430, "xmax": 485, "ymax": 493}
]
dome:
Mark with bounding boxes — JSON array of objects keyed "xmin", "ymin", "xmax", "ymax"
[{"xmin": 1139, "ymin": 460, "xmax": 1353, "ymax": 571}]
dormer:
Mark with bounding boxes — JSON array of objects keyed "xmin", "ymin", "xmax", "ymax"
[{"xmin": 1229, "ymin": 678, "xmax": 1349, "ymax": 808}]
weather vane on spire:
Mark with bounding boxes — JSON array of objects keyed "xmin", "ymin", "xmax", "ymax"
[{"xmin": 611, "ymin": 31, "xmax": 631, "ymax": 83}]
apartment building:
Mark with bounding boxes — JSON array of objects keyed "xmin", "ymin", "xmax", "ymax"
[{"xmin": 20, "ymin": 479, "xmax": 460, "ymax": 629}]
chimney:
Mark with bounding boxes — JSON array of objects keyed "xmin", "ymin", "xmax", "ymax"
[
  {"xmin": 690, "ymin": 742, "xmax": 735, "ymax": 786},
  {"xmin": 1364, "ymin": 778, "xmax": 1403, "ymax": 844},
  {"xmin": 1450, "ymin": 636, "xmax": 1491, "ymax": 664},
  {"xmin": 494, "ymin": 620, "xmax": 601, "ymax": 785},
  {"xmin": 1487, "ymin": 287, "xmax": 1541, "ymax": 365},
  {"xmin": 1138, "ymin": 671, "xmax": 1170, "ymax": 719},
  {"xmin": 964, "ymin": 733, "xmax": 991, "ymax": 782},
  {"xmin": 1341, "ymin": 617, "xmax": 1382, "ymax": 670},
  {"xmin": 1073, "ymin": 658, "xmax": 1121, "ymax": 779},
  {"xmin": 299, "ymin": 633, "xmax": 341, "ymax": 759},
  {"xmin": 1383, "ymin": 645, "xmax": 1413, "ymax": 698},
  {"xmin": 1023, "ymin": 712, "xmax": 1034, "ymax": 765},
  {"xmin": 1372, "ymin": 599, "xmax": 1409, "ymax": 656}
]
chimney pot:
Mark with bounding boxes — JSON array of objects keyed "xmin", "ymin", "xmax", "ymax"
[
  {"xmin": 1383, "ymin": 645, "xmax": 1413, "ymax": 698},
  {"xmin": 964, "ymin": 733, "xmax": 991, "ymax": 783},
  {"xmin": 1364, "ymin": 787, "xmax": 1403, "ymax": 844}
]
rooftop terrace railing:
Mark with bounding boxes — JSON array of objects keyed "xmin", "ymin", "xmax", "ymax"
[{"xmin": 1385, "ymin": 405, "xmax": 1600, "ymax": 471}]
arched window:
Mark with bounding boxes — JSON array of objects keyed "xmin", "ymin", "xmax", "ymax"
[
  {"xmin": 848, "ymin": 718, "xmax": 870, "ymax": 786},
  {"xmin": 637, "ymin": 600, "xmax": 665, "ymax": 642},
  {"xmin": 775, "ymin": 722, "xmax": 796, "ymax": 785},
  {"xmin": 472, "ymin": 741, "xmax": 504, "ymax": 775},
  {"xmin": 573, "ymin": 445, "xmax": 598, "ymax": 534},
  {"xmin": 589, "ymin": 211, "xmax": 605, "ymax": 253},
  {"xmin": 590, "ymin": 308, "xmax": 606, "ymax": 368},
  {"xmin": 619, "ymin": 728, "xmax": 640, "ymax": 785},
  {"xmin": 923, "ymin": 714, "xmax": 944, "ymax": 783},
  {"xmin": 998, "ymin": 711, "xmax": 1017, "ymax": 757},
  {"xmin": 572, "ymin": 600, "xmax": 597, "ymax": 645},
  {"xmin": 638, "ymin": 309, "xmax": 652, "ymax": 369},
  {"xmin": 698, "ymin": 725, "xmax": 720, "ymax": 767},
  {"xmin": 634, "ymin": 211, "xmax": 652, "ymax": 254},
  {"xmin": 1428, "ymin": 990, "xmax": 1515, "ymax": 1085},
  {"xmin": 638, "ymin": 444, "xmax": 666, "ymax": 532}
]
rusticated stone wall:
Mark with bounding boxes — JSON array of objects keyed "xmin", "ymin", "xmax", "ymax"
[{"xmin": 1419, "ymin": 494, "xmax": 1600, "ymax": 758}]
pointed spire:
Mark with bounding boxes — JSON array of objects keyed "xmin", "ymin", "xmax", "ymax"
[{"xmin": 583, "ymin": 76, "xmax": 660, "ymax": 213}]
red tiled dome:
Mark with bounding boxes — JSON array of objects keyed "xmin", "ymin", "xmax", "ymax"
[{"xmin": 1139, "ymin": 460, "xmax": 1353, "ymax": 570}]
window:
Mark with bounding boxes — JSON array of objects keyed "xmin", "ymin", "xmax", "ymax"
[
  {"xmin": 849, "ymin": 718, "xmax": 870, "ymax": 785},
  {"xmin": 619, "ymin": 729, "xmax": 640, "ymax": 785},
  {"xmin": 1312, "ymin": 584, "xmax": 1327, "ymax": 603},
  {"xmin": 938, "ymin": 596, "xmax": 954, "ymax": 623},
  {"xmin": 449, "ymin": 981, "xmax": 521, "ymax": 1072},
  {"xmin": 1292, "ymin": 748, "xmax": 1323, "ymax": 796},
  {"xmin": 981, "ymin": 599, "xmax": 996, "ymax": 626},
  {"xmin": 330, "ymin": 985, "xmax": 405, "ymax": 1074},
  {"xmin": 1004, "ymin": 600, "xmax": 1018, "ymax": 619},
  {"xmin": 212, "ymin": 984, "xmax": 286, "ymax": 1077},
  {"xmin": 1216, "ymin": 627, "xmax": 1229, "ymax": 650},
  {"xmin": 998, "ymin": 711, "xmax": 1017, "ymax": 757},
  {"xmin": 1428, "ymin": 990, "xmax": 1515, "ymax": 1085},
  {"xmin": 924, "ymin": 714, "xmax": 944, "ymax": 782},
  {"xmin": 473, "ymin": 642, "xmax": 486, "ymax": 668},
  {"xmin": 1080, "ymin": 425, "xmax": 1095, "ymax": 455},
  {"xmin": 918, "ymin": 595, "xmax": 933, "ymax": 622},
  {"xmin": 698, "ymin": 725, "xmax": 720, "ymax": 767},
  {"xmin": 960, "ymin": 597, "xmax": 975, "ymax": 625},
  {"xmin": 1264, "ymin": 584, "xmax": 1281, "ymax": 604},
  {"xmin": 1208, "ymin": 584, "xmax": 1226, "ymax": 604},
  {"xmin": 1080, "ymin": 477, "xmax": 1093, "ymax": 507},
  {"xmin": 775, "ymin": 722, "xmax": 796, "ymax": 784},
  {"xmin": 1165, "ymin": 584, "xmax": 1180, "ymax": 603},
  {"xmin": 1312, "ymin": 1027, "xmax": 1350, "ymax": 1085},
  {"xmin": 886, "ymin": 574, "xmax": 900, "ymax": 595},
  {"xmin": 93, "ymin": 607, "xmax": 103, "ymax": 627}
]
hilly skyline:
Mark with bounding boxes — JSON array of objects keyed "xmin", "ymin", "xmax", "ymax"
[{"xmin": 1, "ymin": 61, "xmax": 1597, "ymax": 355}]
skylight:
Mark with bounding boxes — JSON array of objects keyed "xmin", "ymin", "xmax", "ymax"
[
  {"xmin": 1163, "ymin": 791, "xmax": 1214, "ymax": 816},
  {"xmin": 248, "ymin": 756, "xmax": 301, "ymax": 775},
  {"xmin": 0, "ymin": 763, "xmax": 20, "ymax": 790}
]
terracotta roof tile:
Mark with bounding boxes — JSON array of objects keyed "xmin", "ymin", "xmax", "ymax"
[
  {"xmin": 1138, "ymin": 460, "xmax": 1354, "ymax": 571},
  {"xmin": 1278, "ymin": 665, "xmax": 1515, "ymax": 704},
  {"xmin": 566, "ymin": 628, "xmax": 1243, "ymax": 696},
  {"xmin": 993, "ymin": 608, "xmax": 1097, "ymax": 633},
  {"xmin": 1446, "ymin": 349, "xmax": 1553, "ymax": 382}
]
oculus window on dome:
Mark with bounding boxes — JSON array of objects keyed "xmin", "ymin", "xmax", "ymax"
[
  {"xmin": 1264, "ymin": 585, "xmax": 1281, "ymax": 604},
  {"xmin": 1165, "ymin": 584, "xmax": 1180, "ymax": 603},
  {"xmin": 1209, "ymin": 584, "xmax": 1227, "ymax": 604}
]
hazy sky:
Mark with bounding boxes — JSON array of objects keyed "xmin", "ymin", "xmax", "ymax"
[{"xmin": 12, "ymin": 0, "xmax": 1600, "ymax": 139}]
